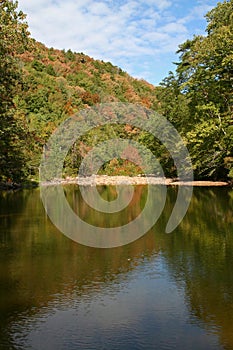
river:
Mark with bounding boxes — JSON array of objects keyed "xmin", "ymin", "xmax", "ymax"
[{"xmin": 0, "ymin": 185, "xmax": 232, "ymax": 349}]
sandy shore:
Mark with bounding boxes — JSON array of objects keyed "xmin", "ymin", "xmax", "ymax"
[{"xmin": 40, "ymin": 175, "xmax": 230, "ymax": 187}]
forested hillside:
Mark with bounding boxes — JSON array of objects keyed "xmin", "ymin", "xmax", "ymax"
[
  {"xmin": 0, "ymin": 0, "xmax": 232, "ymax": 184},
  {"xmin": 18, "ymin": 40, "xmax": 162, "ymax": 177}
]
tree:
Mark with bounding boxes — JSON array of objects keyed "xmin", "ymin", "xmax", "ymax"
[
  {"xmin": 161, "ymin": 0, "xmax": 233, "ymax": 180},
  {"xmin": 0, "ymin": 0, "xmax": 30, "ymax": 182}
]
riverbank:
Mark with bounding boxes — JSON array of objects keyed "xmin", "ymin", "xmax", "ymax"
[
  {"xmin": 0, "ymin": 180, "xmax": 38, "ymax": 191},
  {"xmin": 1, "ymin": 176, "xmax": 231, "ymax": 190},
  {"xmin": 40, "ymin": 175, "xmax": 230, "ymax": 187}
]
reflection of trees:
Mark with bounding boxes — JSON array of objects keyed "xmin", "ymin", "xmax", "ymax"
[
  {"xmin": 0, "ymin": 186, "xmax": 160, "ymax": 348},
  {"xmin": 0, "ymin": 186, "xmax": 232, "ymax": 349},
  {"xmin": 157, "ymin": 187, "xmax": 233, "ymax": 350},
  {"xmin": 65, "ymin": 184, "xmax": 150, "ymax": 227}
]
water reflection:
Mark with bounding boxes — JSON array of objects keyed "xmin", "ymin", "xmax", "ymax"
[{"xmin": 0, "ymin": 186, "xmax": 232, "ymax": 349}]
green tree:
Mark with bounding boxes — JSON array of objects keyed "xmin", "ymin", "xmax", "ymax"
[
  {"xmin": 161, "ymin": 0, "xmax": 233, "ymax": 180},
  {"xmin": 0, "ymin": 0, "xmax": 30, "ymax": 181},
  {"xmin": 156, "ymin": 72, "xmax": 190, "ymax": 132}
]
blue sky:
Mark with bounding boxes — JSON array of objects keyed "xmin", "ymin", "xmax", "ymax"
[{"xmin": 18, "ymin": 0, "xmax": 220, "ymax": 86}]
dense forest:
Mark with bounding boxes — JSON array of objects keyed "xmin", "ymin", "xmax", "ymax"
[{"xmin": 0, "ymin": 0, "xmax": 232, "ymax": 184}]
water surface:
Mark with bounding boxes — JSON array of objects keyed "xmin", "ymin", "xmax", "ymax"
[{"xmin": 0, "ymin": 185, "xmax": 232, "ymax": 350}]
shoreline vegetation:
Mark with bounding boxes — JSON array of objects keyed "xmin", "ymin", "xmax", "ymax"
[
  {"xmin": 0, "ymin": 175, "xmax": 231, "ymax": 191},
  {"xmin": 1, "ymin": 1, "xmax": 232, "ymax": 186}
]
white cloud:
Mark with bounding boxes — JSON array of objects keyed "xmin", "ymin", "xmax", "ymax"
[
  {"xmin": 139, "ymin": 0, "xmax": 172, "ymax": 11},
  {"xmin": 160, "ymin": 22, "xmax": 188, "ymax": 34},
  {"xmin": 179, "ymin": 4, "xmax": 214, "ymax": 25}
]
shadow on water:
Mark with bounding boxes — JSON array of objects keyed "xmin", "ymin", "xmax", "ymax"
[{"xmin": 0, "ymin": 185, "xmax": 232, "ymax": 349}]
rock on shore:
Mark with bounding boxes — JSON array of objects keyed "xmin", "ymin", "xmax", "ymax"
[{"xmin": 40, "ymin": 175, "xmax": 229, "ymax": 187}]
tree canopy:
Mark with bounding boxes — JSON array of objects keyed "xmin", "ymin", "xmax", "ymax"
[
  {"xmin": 0, "ymin": 0, "xmax": 30, "ymax": 181},
  {"xmin": 158, "ymin": 0, "xmax": 233, "ymax": 180}
]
